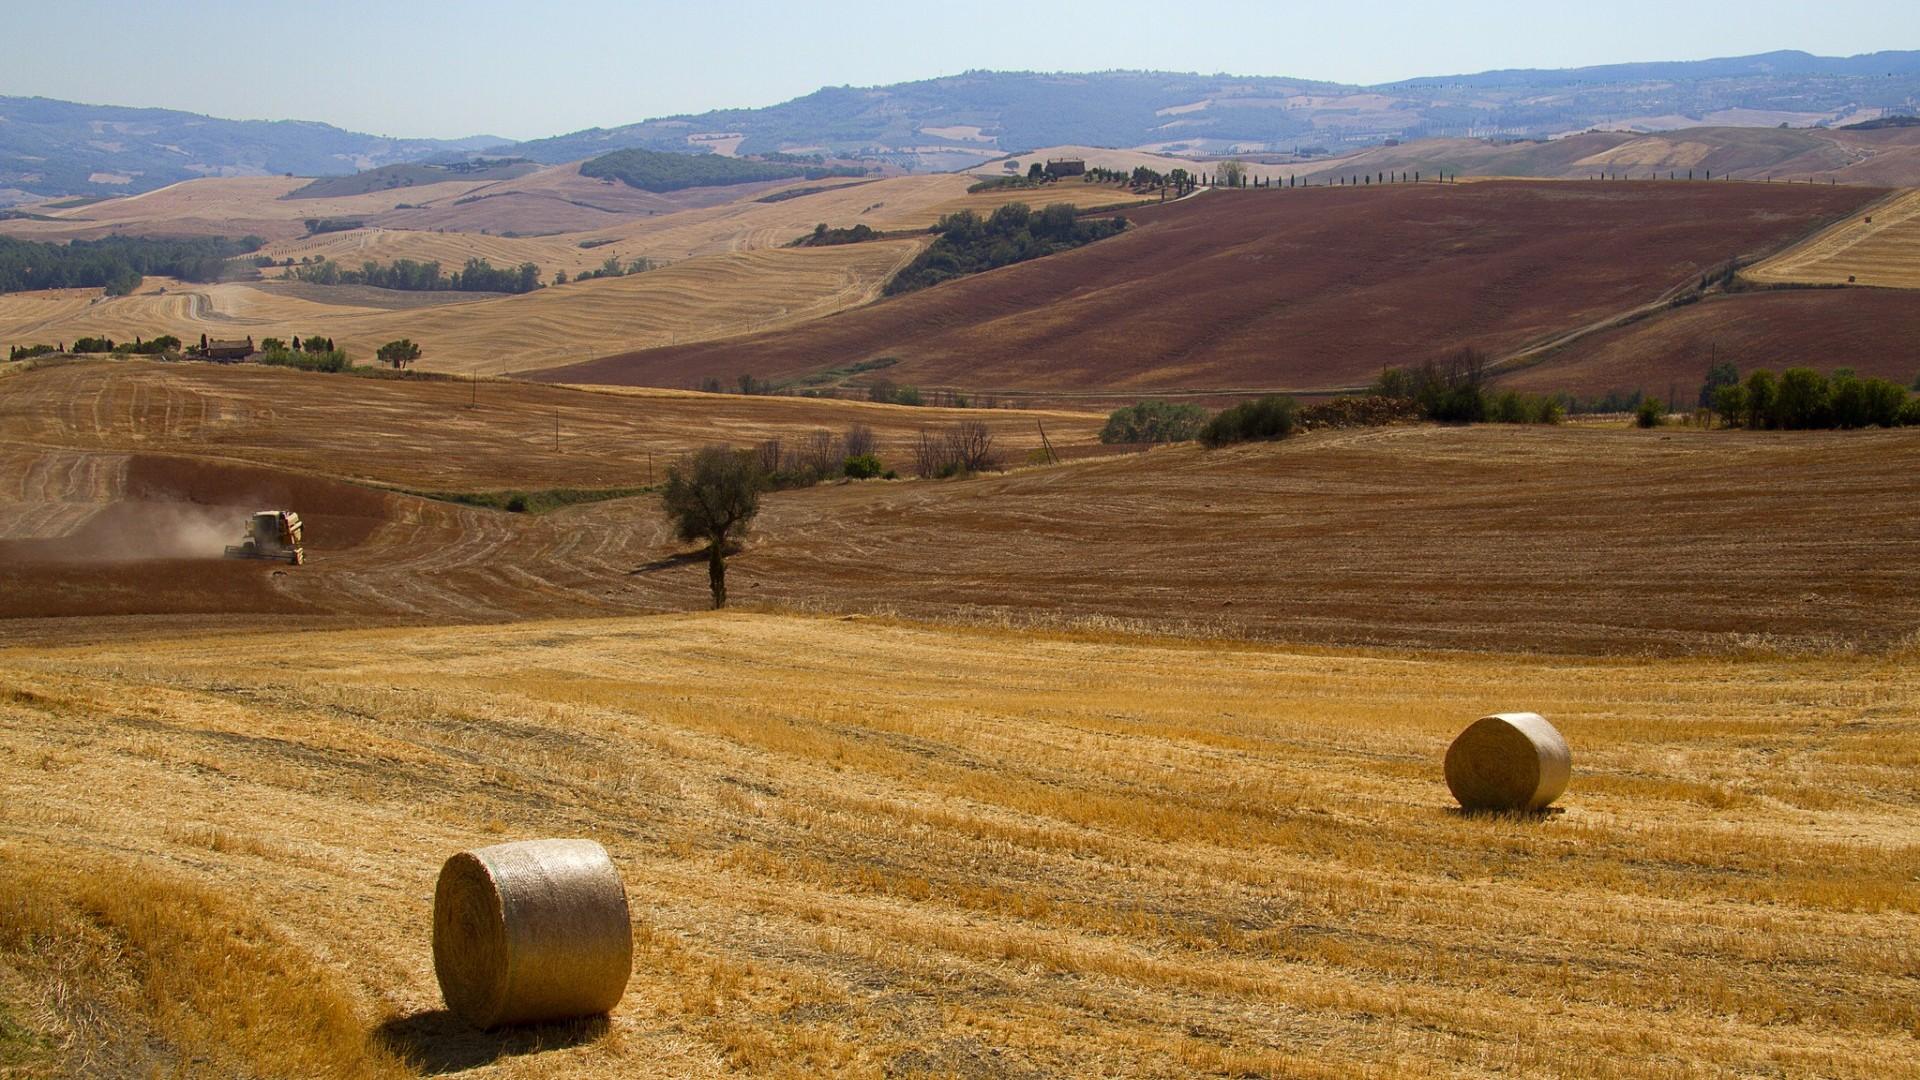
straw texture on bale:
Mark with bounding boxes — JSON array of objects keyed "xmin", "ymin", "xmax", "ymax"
[
  {"xmin": 432, "ymin": 838, "xmax": 633, "ymax": 1028},
  {"xmin": 1444, "ymin": 712, "xmax": 1572, "ymax": 812}
]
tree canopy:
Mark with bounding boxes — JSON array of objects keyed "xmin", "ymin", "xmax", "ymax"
[{"xmin": 661, "ymin": 446, "xmax": 766, "ymax": 609}]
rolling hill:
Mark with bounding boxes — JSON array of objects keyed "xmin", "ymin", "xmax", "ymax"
[
  {"xmin": 539, "ymin": 180, "xmax": 1878, "ymax": 398},
  {"xmin": 0, "ymin": 95, "xmax": 504, "ymax": 202}
]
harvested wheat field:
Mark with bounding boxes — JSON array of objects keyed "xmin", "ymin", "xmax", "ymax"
[
  {"xmin": 4, "ymin": 372, "xmax": 1917, "ymax": 658},
  {"xmin": 0, "ymin": 612, "xmax": 1915, "ymax": 1077},
  {"xmin": 0, "ymin": 360, "xmax": 1103, "ymax": 491},
  {"xmin": 1746, "ymin": 187, "xmax": 1920, "ymax": 288},
  {"xmin": 552, "ymin": 181, "xmax": 1878, "ymax": 396}
]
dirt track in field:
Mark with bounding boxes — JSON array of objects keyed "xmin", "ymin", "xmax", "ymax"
[{"xmin": 545, "ymin": 181, "xmax": 1879, "ymax": 396}]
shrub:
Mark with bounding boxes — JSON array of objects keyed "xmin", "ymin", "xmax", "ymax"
[
  {"xmin": 71, "ymin": 336, "xmax": 115, "ymax": 353},
  {"xmin": 1711, "ymin": 383, "xmax": 1748, "ymax": 427},
  {"xmin": 1743, "ymin": 370, "xmax": 1777, "ymax": 429},
  {"xmin": 1100, "ymin": 400, "xmax": 1207, "ymax": 444},
  {"xmin": 1864, "ymin": 378, "xmax": 1909, "ymax": 428},
  {"xmin": 1774, "ymin": 367, "xmax": 1831, "ymax": 429},
  {"xmin": 1200, "ymin": 395, "xmax": 1297, "ymax": 447},
  {"xmin": 1634, "ymin": 397, "xmax": 1664, "ymax": 428},
  {"xmin": 1902, "ymin": 398, "xmax": 1920, "ymax": 426},
  {"xmin": 257, "ymin": 345, "xmax": 351, "ymax": 373},
  {"xmin": 911, "ymin": 421, "xmax": 1000, "ymax": 478},
  {"xmin": 1697, "ymin": 361, "xmax": 1740, "ymax": 408},
  {"xmin": 843, "ymin": 454, "xmax": 884, "ymax": 479}
]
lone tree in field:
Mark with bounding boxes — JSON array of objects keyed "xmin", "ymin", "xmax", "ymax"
[
  {"xmin": 377, "ymin": 339, "xmax": 422, "ymax": 369},
  {"xmin": 661, "ymin": 446, "xmax": 764, "ymax": 609}
]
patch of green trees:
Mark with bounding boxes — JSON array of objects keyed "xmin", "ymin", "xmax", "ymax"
[
  {"xmin": 580, "ymin": 148, "xmax": 864, "ymax": 193},
  {"xmin": 1706, "ymin": 366, "xmax": 1918, "ymax": 429},
  {"xmin": 791, "ymin": 223, "xmax": 879, "ymax": 247},
  {"xmin": 291, "ymin": 257, "xmax": 542, "ymax": 294},
  {"xmin": 0, "ymin": 235, "xmax": 262, "ymax": 296},
  {"xmin": 884, "ymin": 203, "xmax": 1127, "ymax": 296}
]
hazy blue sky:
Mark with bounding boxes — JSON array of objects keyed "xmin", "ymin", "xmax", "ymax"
[{"xmin": 4, "ymin": 1, "xmax": 1915, "ymax": 139}]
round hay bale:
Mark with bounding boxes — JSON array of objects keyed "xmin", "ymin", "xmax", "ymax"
[
  {"xmin": 1443, "ymin": 712, "xmax": 1571, "ymax": 812},
  {"xmin": 432, "ymin": 838, "xmax": 632, "ymax": 1028}
]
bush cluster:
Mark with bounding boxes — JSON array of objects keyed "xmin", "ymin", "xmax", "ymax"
[
  {"xmin": 752, "ymin": 425, "xmax": 893, "ymax": 488},
  {"xmin": 1199, "ymin": 395, "xmax": 1297, "ymax": 447},
  {"xmin": 911, "ymin": 421, "xmax": 1001, "ymax": 478},
  {"xmin": 1371, "ymin": 350, "xmax": 1562, "ymax": 424},
  {"xmin": 1100, "ymin": 400, "xmax": 1207, "ymax": 444},
  {"xmin": 791, "ymin": 223, "xmax": 879, "ymax": 247}
]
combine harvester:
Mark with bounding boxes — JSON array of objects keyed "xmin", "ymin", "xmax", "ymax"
[{"xmin": 224, "ymin": 510, "xmax": 305, "ymax": 565}]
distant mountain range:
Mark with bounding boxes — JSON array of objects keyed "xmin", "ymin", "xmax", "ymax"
[
  {"xmin": 4, "ymin": 50, "xmax": 1918, "ymax": 203},
  {"xmin": 504, "ymin": 50, "xmax": 1920, "ymax": 171},
  {"xmin": 0, "ymin": 96, "xmax": 506, "ymax": 203}
]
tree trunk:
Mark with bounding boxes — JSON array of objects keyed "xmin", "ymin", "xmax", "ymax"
[{"xmin": 707, "ymin": 541, "xmax": 726, "ymax": 609}]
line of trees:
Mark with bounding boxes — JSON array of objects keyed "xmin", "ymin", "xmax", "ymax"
[
  {"xmin": 1705, "ymin": 366, "xmax": 1920, "ymax": 429},
  {"xmin": 290, "ymin": 256, "xmax": 542, "ymax": 294},
  {"xmin": 884, "ymin": 203, "xmax": 1127, "ymax": 296},
  {"xmin": 0, "ymin": 235, "xmax": 262, "ymax": 296}
]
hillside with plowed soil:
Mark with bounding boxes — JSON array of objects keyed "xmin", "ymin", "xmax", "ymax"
[
  {"xmin": 544, "ymin": 181, "xmax": 1878, "ymax": 397},
  {"xmin": 1498, "ymin": 288, "xmax": 1920, "ymax": 399}
]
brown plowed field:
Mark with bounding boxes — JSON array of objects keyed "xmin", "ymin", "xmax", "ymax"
[
  {"xmin": 542, "ymin": 181, "xmax": 1879, "ymax": 396},
  {"xmin": 1500, "ymin": 289, "xmax": 1920, "ymax": 399}
]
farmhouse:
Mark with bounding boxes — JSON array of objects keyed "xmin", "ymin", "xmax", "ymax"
[
  {"xmin": 201, "ymin": 336, "xmax": 255, "ymax": 361},
  {"xmin": 1045, "ymin": 158, "xmax": 1086, "ymax": 178}
]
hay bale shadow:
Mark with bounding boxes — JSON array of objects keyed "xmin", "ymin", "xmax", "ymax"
[
  {"xmin": 1445, "ymin": 805, "xmax": 1567, "ymax": 822},
  {"xmin": 372, "ymin": 1010, "xmax": 607, "ymax": 1075}
]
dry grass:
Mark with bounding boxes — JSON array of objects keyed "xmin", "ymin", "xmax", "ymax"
[
  {"xmin": 0, "ymin": 844, "xmax": 410, "ymax": 1078},
  {"xmin": 0, "ymin": 611, "xmax": 1914, "ymax": 1077},
  {"xmin": 0, "ymin": 359, "xmax": 1104, "ymax": 491},
  {"xmin": 1746, "ymin": 187, "xmax": 1920, "ymax": 288}
]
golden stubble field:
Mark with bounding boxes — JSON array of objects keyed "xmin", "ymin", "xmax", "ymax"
[
  {"xmin": 0, "ymin": 240, "xmax": 928, "ymax": 377},
  {"xmin": 0, "ymin": 613, "xmax": 1914, "ymax": 1078},
  {"xmin": 1746, "ymin": 187, "xmax": 1920, "ymax": 288}
]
